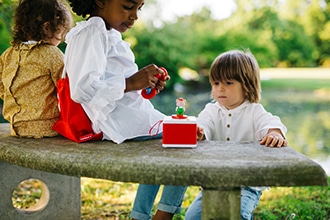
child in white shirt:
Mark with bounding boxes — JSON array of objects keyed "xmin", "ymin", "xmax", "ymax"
[{"xmin": 186, "ymin": 49, "xmax": 288, "ymax": 220}]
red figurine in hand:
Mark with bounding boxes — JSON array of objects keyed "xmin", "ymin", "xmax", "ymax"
[{"xmin": 141, "ymin": 67, "xmax": 168, "ymax": 99}]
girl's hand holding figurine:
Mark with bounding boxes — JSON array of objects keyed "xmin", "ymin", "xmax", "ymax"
[{"xmin": 125, "ymin": 64, "xmax": 169, "ymax": 92}]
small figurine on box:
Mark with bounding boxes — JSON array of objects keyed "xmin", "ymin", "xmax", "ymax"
[
  {"xmin": 163, "ymin": 97, "xmax": 197, "ymax": 148},
  {"xmin": 172, "ymin": 97, "xmax": 188, "ymax": 119}
]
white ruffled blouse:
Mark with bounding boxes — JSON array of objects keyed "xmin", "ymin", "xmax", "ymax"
[{"xmin": 64, "ymin": 17, "xmax": 164, "ymax": 144}]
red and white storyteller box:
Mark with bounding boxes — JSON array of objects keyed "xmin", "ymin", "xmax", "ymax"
[{"xmin": 162, "ymin": 115, "xmax": 197, "ymax": 148}]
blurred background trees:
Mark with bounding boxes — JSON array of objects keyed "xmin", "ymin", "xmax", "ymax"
[{"xmin": 1, "ymin": 0, "xmax": 330, "ymax": 86}]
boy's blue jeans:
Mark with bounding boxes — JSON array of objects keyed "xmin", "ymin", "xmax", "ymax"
[
  {"xmin": 130, "ymin": 184, "xmax": 187, "ymax": 220},
  {"xmin": 184, "ymin": 187, "xmax": 262, "ymax": 220}
]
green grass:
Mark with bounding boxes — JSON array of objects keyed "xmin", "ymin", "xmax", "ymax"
[
  {"xmin": 254, "ymin": 181, "xmax": 330, "ymax": 220},
  {"xmin": 12, "ymin": 177, "xmax": 329, "ymax": 219},
  {"xmin": 79, "ymin": 178, "xmax": 330, "ymax": 220},
  {"xmin": 261, "ymin": 78, "xmax": 330, "ymax": 91},
  {"xmin": 80, "ymin": 178, "xmax": 330, "ymax": 219}
]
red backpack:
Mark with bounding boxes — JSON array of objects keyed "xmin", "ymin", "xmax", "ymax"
[{"xmin": 52, "ymin": 74, "xmax": 103, "ymax": 142}]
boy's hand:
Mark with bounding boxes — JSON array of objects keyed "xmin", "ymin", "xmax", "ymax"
[
  {"xmin": 197, "ymin": 126, "xmax": 205, "ymax": 141},
  {"xmin": 260, "ymin": 129, "xmax": 287, "ymax": 148}
]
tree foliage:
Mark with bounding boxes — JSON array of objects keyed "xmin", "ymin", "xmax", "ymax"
[
  {"xmin": 126, "ymin": 0, "xmax": 330, "ymax": 82},
  {"xmin": 0, "ymin": 0, "xmax": 15, "ymax": 51}
]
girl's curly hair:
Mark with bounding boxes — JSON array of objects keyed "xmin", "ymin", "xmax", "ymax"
[
  {"xmin": 68, "ymin": 0, "xmax": 96, "ymax": 18},
  {"xmin": 12, "ymin": 0, "xmax": 72, "ymax": 45}
]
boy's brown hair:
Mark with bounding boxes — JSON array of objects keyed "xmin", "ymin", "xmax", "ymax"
[{"xmin": 209, "ymin": 49, "xmax": 261, "ymax": 103}]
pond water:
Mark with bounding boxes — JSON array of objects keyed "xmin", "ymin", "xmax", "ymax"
[{"xmin": 151, "ymin": 85, "xmax": 330, "ymax": 175}]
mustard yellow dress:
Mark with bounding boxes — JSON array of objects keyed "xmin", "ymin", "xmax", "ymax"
[{"xmin": 0, "ymin": 41, "xmax": 63, "ymax": 138}]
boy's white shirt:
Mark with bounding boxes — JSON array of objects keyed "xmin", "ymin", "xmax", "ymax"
[
  {"xmin": 64, "ymin": 17, "xmax": 164, "ymax": 144},
  {"xmin": 197, "ymin": 101, "xmax": 287, "ymax": 191}
]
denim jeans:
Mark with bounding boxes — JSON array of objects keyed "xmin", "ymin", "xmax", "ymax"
[
  {"xmin": 131, "ymin": 133, "xmax": 163, "ymax": 141},
  {"xmin": 184, "ymin": 187, "xmax": 262, "ymax": 220},
  {"xmin": 130, "ymin": 184, "xmax": 188, "ymax": 220}
]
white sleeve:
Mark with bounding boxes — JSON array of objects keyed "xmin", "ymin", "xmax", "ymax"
[
  {"xmin": 197, "ymin": 103, "xmax": 216, "ymax": 140},
  {"xmin": 64, "ymin": 26, "xmax": 125, "ymax": 111},
  {"xmin": 253, "ymin": 104, "xmax": 287, "ymax": 140}
]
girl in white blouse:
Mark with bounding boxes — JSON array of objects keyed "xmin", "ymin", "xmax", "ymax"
[
  {"xmin": 64, "ymin": 0, "xmax": 186, "ymax": 219},
  {"xmin": 64, "ymin": 0, "xmax": 168, "ymax": 144},
  {"xmin": 186, "ymin": 50, "xmax": 288, "ymax": 220}
]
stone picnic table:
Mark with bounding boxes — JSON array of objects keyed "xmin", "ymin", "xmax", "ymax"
[{"xmin": 0, "ymin": 123, "xmax": 328, "ymax": 220}]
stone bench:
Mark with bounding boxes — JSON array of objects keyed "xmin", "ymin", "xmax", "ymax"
[{"xmin": 0, "ymin": 123, "xmax": 328, "ymax": 220}]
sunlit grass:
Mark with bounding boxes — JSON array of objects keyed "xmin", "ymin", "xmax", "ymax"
[
  {"xmin": 80, "ymin": 178, "xmax": 201, "ymax": 219},
  {"xmin": 79, "ymin": 178, "xmax": 330, "ymax": 219},
  {"xmin": 12, "ymin": 179, "xmax": 43, "ymax": 210},
  {"xmin": 254, "ymin": 183, "xmax": 330, "ymax": 220},
  {"xmin": 81, "ymin": 178, "xmax": 138, "ymax": 219},
  {"xmin": 261, "ymin": 78, "xmax": 330, "ymax": 91},
  {"xmin": 12, "ymin": 177, "xmax": 329, "ymax": 219}
]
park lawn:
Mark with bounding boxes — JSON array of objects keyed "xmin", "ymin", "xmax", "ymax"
[
  {"xmin": 16, "ymin": 174, "xmax": 319, "ymax": 219},
  {"xmin": 260, "ymin": 67, "xmax": 330, "ymax": 91},
  {"xmin": 77, "ymin": 177, "xmax": 330, "ymax": 219},
  {"xmin": 261, "ymin": 78, "xmax": 330, "ymax": 91},
  {"xmin": 254, "ymin": 182, "xmax": 330, "ymax": 220}
]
